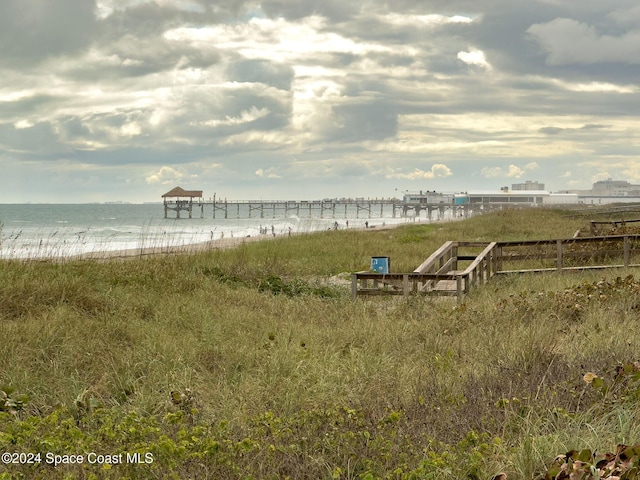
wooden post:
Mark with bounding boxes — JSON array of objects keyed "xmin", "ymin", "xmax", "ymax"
[
  {"xmin": 403, "ymin": 274, "xmax": 409, "ymax": 296},
  {"xmin": 624, "ymin": 235, "xmax": 630, "ymax": 267},
  {"xmin": 351, "ymin": 274, "xmax": 358, "ymax": 300},
  {"xmin": 456, "ymin": 275, "xmax": 463, "ymax": 303},
  {"xmin": 556, "ymin": 239, "xmax": 563, "ymax": 272},
  {"xmin": 452, "ymin": 243, "xmax": 458, "ymax": 271}
]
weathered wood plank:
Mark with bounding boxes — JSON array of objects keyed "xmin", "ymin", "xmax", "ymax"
[
  {"xmin": 353, "ymin": 234, "xmax": 640, "ymax": 302},
  {"xmin": 413, "ymin": 241, "xmax": 455, "ymax": 273}
]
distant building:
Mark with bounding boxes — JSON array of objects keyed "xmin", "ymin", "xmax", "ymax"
[
  {"xmin": 591, "ymin": 178, "xmax": 640, "ymax": 197},
  {"xmin": 404, "ymin": 189, "xmax": 579, "ymax": 206},
  {"xmin": 403, "ymin": 190, "xmax": 454, "ymax": 204},
  {"xmin": 512, "ymin": 180, "xmax": 545, "ymax": 191},
  {"xmin": 569, "ymin": 178, "xmax": 640, "ymax": 204}
]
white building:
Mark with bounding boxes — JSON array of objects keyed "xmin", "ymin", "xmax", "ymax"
[{"xmin": 512, "ymin": 180, "xmax": 545, "ymax": 191}]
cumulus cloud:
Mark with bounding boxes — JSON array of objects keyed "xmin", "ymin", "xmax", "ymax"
[
  {"xmin": 457, "ymin": 49, "xmax": 492, "ymax": 69},
  {"xmin": 528, "ymin": 18, "xmax": 640, "ymax": 65},
  {"xmin": 145, "ymin": 166, "xmax": 193, "ymax": 184},
  {"xmin": 591, "ymin": 171, "xmax": 612, "ymax": 183},
  {"xmin": 481, "ymin": 163, "xmax": 540, "ymax": 179},
  {"xmin": 255, "ymin": 167, "xmax": 282, "ymax": 179},
  {"xmin": 387, "ymin": 164, "xmax": 453, "ymax": 180}
]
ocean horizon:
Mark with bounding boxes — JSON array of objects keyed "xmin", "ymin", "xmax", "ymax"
[{"xmin": 0, "ymin": 203, "xmax": 443, "ymax": 259}]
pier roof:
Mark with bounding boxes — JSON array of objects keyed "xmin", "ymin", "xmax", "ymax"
[{"xmin": 161, "ymin": 186, "xmax": 203, "ymax": 198}]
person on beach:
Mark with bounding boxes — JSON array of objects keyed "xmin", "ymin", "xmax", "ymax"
[
  {"xmin": 365, "ymin": 221, "xmax": 369, "ymax": 228},
  {"xmin": 271, "ymin": 225, "xmax": 275, "ymax": 237}
]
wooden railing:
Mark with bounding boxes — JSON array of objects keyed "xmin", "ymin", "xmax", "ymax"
[
  {"xmin": 352, "ymin": 234, "xmax": 640, "ymax": 302},
  {"xmin": 351, "ymin": 241, "xmax": 499, "ymax": 302}
]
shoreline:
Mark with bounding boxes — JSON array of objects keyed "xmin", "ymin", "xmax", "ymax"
[
  {"xmin": 3, "ymin": 215, "xmax": 461, "ymax": 262},
  {"xmin": 64, "ymin": 221, "xmax": 412, "ymax": 261},
  {"xmin": 70, "ymin": 232, "xmax": 277, "ymax": 260}
]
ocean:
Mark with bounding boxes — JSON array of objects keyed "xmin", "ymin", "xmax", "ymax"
[{"xmin": 0, "ymin": 203, "xmax": 427, "ymax": 259}]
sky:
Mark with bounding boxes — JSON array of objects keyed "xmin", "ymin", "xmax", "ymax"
[{"xmin": 1, "ymin": 0, "xmax": 640, "ymax": 203}]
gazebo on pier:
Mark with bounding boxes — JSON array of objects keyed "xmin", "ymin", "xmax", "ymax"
[{"xmin": 162, "ymin": 186, "xmax": 204, "ymax": 219}]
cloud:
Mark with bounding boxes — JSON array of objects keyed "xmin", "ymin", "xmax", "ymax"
[
  {"xmin": 481, "ymin": 163, "xmax": 537, "ymax": 179},
  {"xmin": 255, "ymin": 167, "xmax": 282, "ymax": 179},
  {"xmin": 145, "ymin": 166, "xmax": 194, "ymax": 184},
  {"xmin": 539, "ymin": 127, "xmax": 565, "ymax": 135},
  {"xmin": 457, "ymin": 49, "xmax": 492, "ymax": 69},
  {"xmin": 623, "ymin": 165, "xmax": 640, "ymax": 183},
  {"xmin": 0, "ymin": 0, "xmax": 97, "ymax": 68},
  {"xmin": 378, "ymin": 13, "xmax": 473, "ymax": 28},
  {"xmin": 4, "ymin": 1, "xmax": 640, "ymax": 202},
  {"xmin": 591, "ymin": 171, "xmax": 611, "ymax": 183},
  {"xmin": 528, "ymin": 18, "xmax": 640, "ymax": 65},
  {"xmin": 539, "ymin": 124, "xmax": 610, "ymax": 136},
  {"xmin": 387, "ymin": 164, "xmax": 453, "ymax": 180},
  {"xmin": 164, "ymin": 15, "xmax": 392, "ymax": 63},
  {"xmin": 226, "ymin": 59, "xmax": 295, "ymax": 90},
  {"xmin": 194, "ymin": 107, "xmax": 270, "ymax": 128}
]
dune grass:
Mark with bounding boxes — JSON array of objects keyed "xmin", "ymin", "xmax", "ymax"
[{"xmin": 1, "ymin": 207, "xmax": 640, "ymax": 479}]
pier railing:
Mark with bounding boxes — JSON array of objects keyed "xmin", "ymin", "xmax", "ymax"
[
  {"xmin": 165, "ymin": 198, "xmax": 402, "ymax": 219},
  {"xmin": 352, "ymin": 234, "xmax": 640, "ymax": 302}
]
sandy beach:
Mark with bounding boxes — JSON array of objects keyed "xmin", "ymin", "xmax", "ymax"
[
  {"xmin": 67, "ymin": 221, "xmax": 407, "ymax": 261},
  {"xmin": 70, "ymin": 233, "xmax": 273, "ymax": 260}
]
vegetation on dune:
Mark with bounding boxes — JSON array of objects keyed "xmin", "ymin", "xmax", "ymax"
[{"xmin": 1, "ymin": 208, "xmax": 640, "ymax": 479}]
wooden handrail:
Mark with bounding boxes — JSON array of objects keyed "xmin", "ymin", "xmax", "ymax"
[
  {"xmin": 413, "ymin": 241, "xmax": 456, "ymax": 273},
  {"xmin": 352, "ymin": 234, "xmax": 640, "ymax": 302},
  {"xmin": 461, "ymin": 242, "xmax": 497, "ymax": 275}
]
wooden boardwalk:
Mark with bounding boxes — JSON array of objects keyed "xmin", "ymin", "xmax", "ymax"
[{"xmin": 352, "ymin": 234, "xmax": 640, "ymax": 303}]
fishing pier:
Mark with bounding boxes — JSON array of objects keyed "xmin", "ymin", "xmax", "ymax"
[{"xmin": 161, "ymin": 186, "xmax": 484, "ymax": 220}]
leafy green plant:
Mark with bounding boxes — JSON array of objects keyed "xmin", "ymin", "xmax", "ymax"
[
  {"xmin": 542, "ymin": 444, "xmax": 640, "ymax": 480},
  {"xmin": 0, "ymin": 387, "xmax": 28, "ymax": 416}
]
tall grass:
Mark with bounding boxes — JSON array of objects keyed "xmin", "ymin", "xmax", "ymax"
[{"xmin": 1, "ymin": 207, "xmax": 639, "ymax": 479}]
